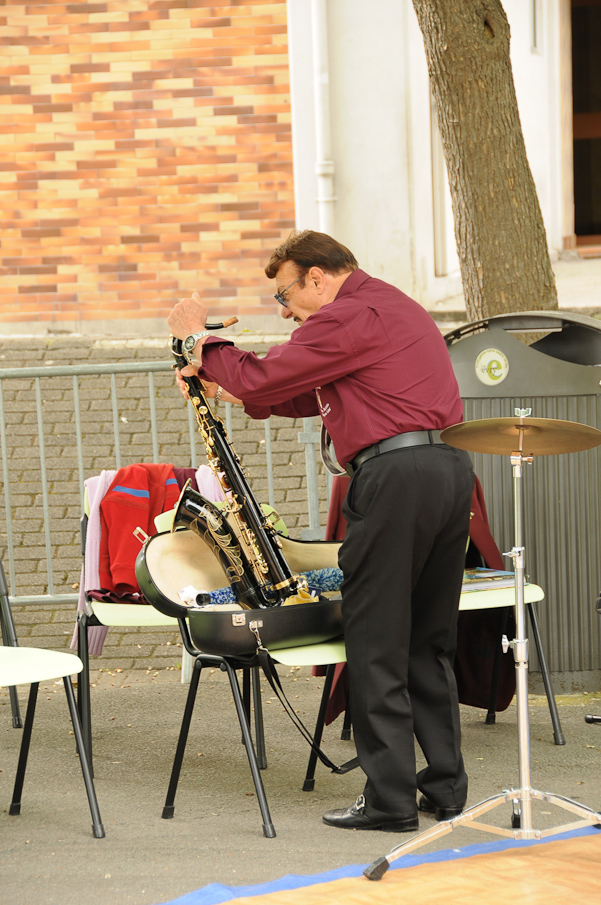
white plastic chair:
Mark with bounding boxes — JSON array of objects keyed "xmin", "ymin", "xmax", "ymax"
[{"xmin": 0, "ymin": 646, "xmax": 105, "ymax": 838}]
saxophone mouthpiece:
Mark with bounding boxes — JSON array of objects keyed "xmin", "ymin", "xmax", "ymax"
[{"xmin": 206, "ymin": 317, "xmax": 238, "ymax": 330}]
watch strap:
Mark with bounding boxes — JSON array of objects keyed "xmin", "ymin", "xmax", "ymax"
[{"xmin": 183, "ymin": 330, "xmax": 210, "ymax": 364}]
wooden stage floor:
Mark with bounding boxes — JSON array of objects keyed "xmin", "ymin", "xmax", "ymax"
[{"xmin": 219, "ymin": 833, "xmax": 601, "ymax": 905}]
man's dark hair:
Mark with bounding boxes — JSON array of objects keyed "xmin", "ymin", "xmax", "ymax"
[{"xmin": 265, "ymin": 230, "xmax": 358, "ymax": 280}]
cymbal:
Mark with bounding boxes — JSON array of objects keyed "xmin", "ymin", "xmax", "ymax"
[{"xmin": 441, "ymin": 417, "xmax": 601, "ymax": 456}]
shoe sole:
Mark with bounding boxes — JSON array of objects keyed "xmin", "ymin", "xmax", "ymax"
[{"xmin": 322, "ymin": 819, "xmax": 419, "ymax": 833}]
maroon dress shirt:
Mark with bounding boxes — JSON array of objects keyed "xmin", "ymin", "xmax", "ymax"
[{"xmin": 199, "ymin": 269, "xmax": 463, "ymax": 466}]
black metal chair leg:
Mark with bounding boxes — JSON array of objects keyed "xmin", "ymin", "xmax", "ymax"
[
  {"xmin": 302, "ymin": 663, "xmax": 336, "ymax": 792},
  {"xmin": 162, "ymin": 660, "xmax": 202, "ymax": 819},
  {"xmin": 251, "ymin": 665, "xmax": 267, "ymax": 770},
  {"xmin": 527, "ymin": 601, "xmax": 565, "ymax": 745},
  {"xmin": 7, "ymin": 685, "xmax": 21, "ymax": 730},
  {"xmin": 63, "ymin": 676, "xmax": 105, "ymax": 838},
  {"xmin": 0, "ymin": 561, "xmax": 22, "ymax": 728},
  {"xmin": 223, "ymin": 661, "xmax": 275, "ymax": 838},
  {"xmin": 240, "ymin": 667, "xmax": 267, "ymax": 769},
  {"xmin": 9, "ymin": 682, "xmax": 38, "ymax": 816},
  {"xmin": 76, "ymin": 612, "xmax": 94, "ymax": 774},
  {"xmin": 242, "ymin": 666, "xmax": 251, "ymax": 725}
]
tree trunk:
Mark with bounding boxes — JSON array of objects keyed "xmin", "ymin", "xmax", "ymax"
[{"xmin": 412, "ymin": 0, "xmax": 558, "ymax": 322}]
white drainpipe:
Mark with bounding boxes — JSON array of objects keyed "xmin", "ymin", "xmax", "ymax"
[{"xmin": 311, "ymin": 0, "xmax": 336, "ymax": 234}]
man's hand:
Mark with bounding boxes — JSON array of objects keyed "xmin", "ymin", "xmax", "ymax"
[
  {"xmin": 175, "ymin": 370, "xmax": 242, "ymax": 406},
  {"xmin": 175, "ymin": 370, "xmax": 218, "ymax": 399},
  {"xmin": 168, "ymin": 292, "xmax": 209, "ymax": 340},
  {"xmin": 175, "ymin": 370, "xmax": 220, "ymax": 401},
  {"xmin": 175, "ymin": 367, "xmax": 199, "ymax": 400}
]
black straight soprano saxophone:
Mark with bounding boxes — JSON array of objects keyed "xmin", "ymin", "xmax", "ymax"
[{"xmin": 170, "ymin": 328, "xmax": 309, "ymax": 610}]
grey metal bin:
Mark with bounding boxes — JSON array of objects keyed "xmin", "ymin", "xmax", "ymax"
[{"xmin": 445, "ymin": 311, "xmax": 601, "ymax": 692}]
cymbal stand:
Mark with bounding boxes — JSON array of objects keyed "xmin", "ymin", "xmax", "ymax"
[{"xmin": 365, "ymin": 424, "xmax": 601, "ymax": 881}]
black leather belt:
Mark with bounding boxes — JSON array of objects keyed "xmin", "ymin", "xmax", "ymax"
[{"xmin": 345, "ymin": 430, "xmax": 443, "ymax": 476}]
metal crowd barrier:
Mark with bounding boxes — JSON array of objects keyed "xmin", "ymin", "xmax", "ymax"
[{"xmin": 0, "ymin": 360, "xmax": 330, "ymax": 608}]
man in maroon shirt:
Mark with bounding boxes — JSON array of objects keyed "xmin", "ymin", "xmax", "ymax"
[{"xmin": 168, "ymin": 230, "xmax": 474, "ymax": 832}]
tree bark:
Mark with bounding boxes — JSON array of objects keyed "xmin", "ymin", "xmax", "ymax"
[{"xmin": 412, "ymin": 0, "xmax": 558, "ymax": 321}]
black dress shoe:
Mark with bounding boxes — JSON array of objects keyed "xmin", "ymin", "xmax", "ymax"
[
  {"xmin": 418, "ymin": 793, "xmax": 464, "ymax": 821},
  {"xmin": 323, "ymin": 795, "xmax": 419, "ymax": 832}
]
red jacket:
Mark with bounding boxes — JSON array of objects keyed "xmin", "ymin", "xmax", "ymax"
[{"xmin": 99, "ymin": 463, "xmax": 180, "ymax": 594}]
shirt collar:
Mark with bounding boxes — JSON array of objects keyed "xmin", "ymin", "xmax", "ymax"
[{"xmin": 333, "ymin": 268, "xmax": 370, "ymax": 301}]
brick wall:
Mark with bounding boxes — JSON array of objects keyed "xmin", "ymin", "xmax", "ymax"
[{"xmin": 0, "ymin": 1, "xmax": 294, "ymax": 331}]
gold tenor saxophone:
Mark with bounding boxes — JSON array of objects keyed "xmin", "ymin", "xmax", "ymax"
[{"xmin": 170, "ymin": 329, "xmax": 309, "ymax": 610}]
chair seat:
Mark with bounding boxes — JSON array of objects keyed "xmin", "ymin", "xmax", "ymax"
[
  {"xmin": 273, "ymin": 639, "xmax": 346, "ymax": 667},
  {"xmin": 459, "ymin": 583, "xmax": 544, "ymax": 611},
  {"xmin": 271, "ymin": 587, "xmax": 545, "ymax": 664},
  {"xmin": 90, "ymin": 601, "xmax": 177, "ymax": 627},
  {"xmin": 270, "ymin": 587, "xmax": 545, "ymax": 666},
  {"xmin": 0, "ymin": 647, "xmax": 84, "ymax": 687}
]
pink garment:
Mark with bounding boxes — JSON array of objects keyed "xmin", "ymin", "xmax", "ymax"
[
  {"xmin": 195, "ymin": 464, "xmax": 226, "ymax": 502},
  {"xmin": 70, "ymin": 470, "xmax": 116, "ymax": 656}
]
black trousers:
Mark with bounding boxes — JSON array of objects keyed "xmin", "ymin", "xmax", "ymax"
[{"xmin": 339, "ymin": 443, "xmax": 474, "ymax": 815}]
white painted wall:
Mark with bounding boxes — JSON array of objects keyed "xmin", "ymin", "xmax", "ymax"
[
  {"xmin": 286, "ymin": 0, "xmax": 566, "ymax": 309},
  {"xmin": 504, "ymin": 0, "xmax": 566, "ymax": 255}
]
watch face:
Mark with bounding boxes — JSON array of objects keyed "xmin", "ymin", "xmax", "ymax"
[{"xmin": 183, "ymin": 335, "xmax": 196, "ymax": 352}]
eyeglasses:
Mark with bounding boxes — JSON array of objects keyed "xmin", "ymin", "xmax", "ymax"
[{"xmin": 274, "ymin": 275, "xmax": 302, "ymax": 307}]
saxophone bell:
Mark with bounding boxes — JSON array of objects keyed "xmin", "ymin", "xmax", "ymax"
[{"xmin": 172, "ymin": 482, "xmax": 269, "ymax": 610}]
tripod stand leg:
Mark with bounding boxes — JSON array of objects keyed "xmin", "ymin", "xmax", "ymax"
[
  {"xmin": 364, "ymin": 788, "xmax": 601, "ymax": 879},
  {"xmin": 527, "ymin": 602, "xmax": 565, "ymax": 745},
  {"xmin": 364, "ymin": 793, "xmax": 512, "ymax": 880}
]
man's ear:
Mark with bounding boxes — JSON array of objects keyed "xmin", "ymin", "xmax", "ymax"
[{"xmin": 307, "ymin": 266, "xmax": 327, "ymax": 293}]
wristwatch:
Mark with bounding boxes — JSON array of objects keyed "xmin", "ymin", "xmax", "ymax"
[{"xmin": 182, "ymin": 330, "xmax": 210, "ymax": 364}]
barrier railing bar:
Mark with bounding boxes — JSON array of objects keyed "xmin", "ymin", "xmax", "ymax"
[
  {"xmin": 72, "ymin": 375, "xmax": 86, "ymax": 515},
  {"xmin": 0, "ymin": 361, "xmax": 171, "ymax": 380},
  {"xmin": 34, "ymin": 377, "xmax": 55, "ymax": 595},
  {"xmin": 8, "ymin": 594, "xmax": 78, "ymax": 607},
  {"xmin": 0, "ymin": 382, "xmax": 16, "ymax": 592},
  {"xmin": 264, "ymin": 419, "xmax": 275, "ymax": 508},
  {"xmin": 110, "ymin": 373, "xmax": 121, "ymax": 468},
  {"xmin": 186, "ymin": 404, "xmax": 198, "ymax": 467},
  {"xmin": 299, "ymin": 417, "xmax": 324, "ymax": 540},
  {"xmin": 147, "ymin": 371, "xmax": 159, "ymax": 462}
]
